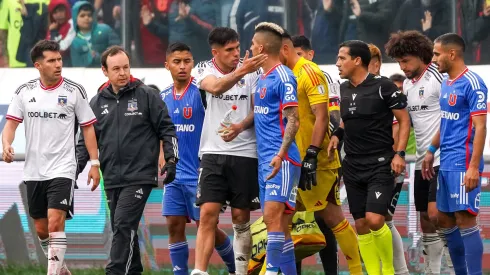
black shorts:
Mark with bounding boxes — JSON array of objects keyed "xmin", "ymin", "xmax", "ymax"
[
  {"xmin": 196, "ymin": 154, "xmax": 260, "ymax": 210},
  {"xmin": 414, "ymin": 166, "xmax": 439, "ymax": 212},
  {"xmin": 343, "ymin": 153, "xmax": 395, "ymax": 220},
  {"xmin": 25, "ymin": 177, "xmax": 75, "ymax": 220}
]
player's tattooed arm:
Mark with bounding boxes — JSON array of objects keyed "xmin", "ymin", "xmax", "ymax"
[{"xmin": 279, "ymin": 106, "xmax": 300, "ymax": 157}]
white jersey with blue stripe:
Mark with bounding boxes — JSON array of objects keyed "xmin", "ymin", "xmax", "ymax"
[
  {"xmin": 439, "ymin": 68, "xmax": 487, "ymax": 172},
  {"xmin": 254, "ymin": 64, "xmax": 301, "ymax": 166},
  {"xmin": 160, "ymin": 78, "xmax": 204, "ymax": 184}
]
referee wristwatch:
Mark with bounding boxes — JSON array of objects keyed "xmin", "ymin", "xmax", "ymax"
[{"xmin": 395, "ymin": 151, "xmax": 406, "ymax": 159}]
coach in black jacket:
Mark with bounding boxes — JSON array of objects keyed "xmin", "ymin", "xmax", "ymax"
[{"xmin": 76, "ymin": 46, "xmax": 178, "ymax": 275}]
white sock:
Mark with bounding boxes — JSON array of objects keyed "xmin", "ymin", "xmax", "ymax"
[
  {"xmin": 190, "ymin": 269, "xmax": 209, "ymax": 275},
  {"xmin": 386, "ymin": 221, "xmax": 409, "ymax": 275},
  {"xmin": 40, "ymin": 236, "xmax": 68, "ymax": 271},
  {"xmin": 437, "ymin": 230, "xmax": 453, "ymax": 268},
  {"xmin": 48, "ymin": 232, "xmax": 67, "ymax": 275},
  {"xmin": 422, "ymin": 233, "xmax": 444, "ymax": 275},
  {"xmin": 232, "ymin": 222, "xmax": 252, "ymax": 275}
]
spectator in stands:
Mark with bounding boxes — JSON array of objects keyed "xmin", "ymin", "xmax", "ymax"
[
  {"xmin": 339, "ymin": 0, "xmax": 358, "ymax": 42},
  {"xmin": 229, "ymin": 0, "xmax": 285, "ymax": 56},
  {"xmin": 389, "ymin": 73, "xmax": 406, "ymax": 92},
  {"xmin": 0, "ymin": 0, "xmax": 49, "ymax": 67},
  {"xmin": 143, "ymin": 0, "xmax": 217, "ymax": 63},
  {"xmin": 70, "ymin": 1, "xmax": 120, "ymax": 67},
  {"xmin": 220, "ymin": 0, "xmax": 234, "ymax": 27},
  {"xmin": 310, "ymin": 0, "xmax": 343, "ymax": 64},
  {"xmin": 471, "ymin": 0, "xmax": 490, "ymax": 64},
  {"xmin": 393, "ymin": 0, "xmax": 450, "ymax": 41},
  {"xmin": 140, "ymin": 0, "xmax": 170, "ymax": 66},
  {"xmin": 46, "ymin": 0, "xmax": 76, "ymax": 67}
]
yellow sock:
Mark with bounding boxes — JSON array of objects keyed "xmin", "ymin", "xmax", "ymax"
[
  {"xmin": 372, "ymin": 223, "xmax": 394, "ymax": 274},
  {"xmin": 358, "ymin": 232, "xmax": 381, "ymax": 275},
  {"xmin": 332, "ymin": 219, "xmax": 363, "ymax": 275}
]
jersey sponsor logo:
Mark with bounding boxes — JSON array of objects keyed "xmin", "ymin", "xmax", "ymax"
[
  {"xmin": 441, "ymin": 110, "xmax": 460, "ymax": 120},
  {"xmin": 475, "ymin": 193, "xmax": 481, "ymax": 209},
  {"xmin": 448, "ymin": 93, "xmax": 457, "ymax": 106},
  {"xmin": 285, "ymin": 83, "xmax": 295, "ymax": 100},
  {"xmin": 266, "ymin": 184, "xmax": 280, "ymax": 189},
  {"xmin": 175, "ymin": 124, "xmax": 195, "ymax": 132},
  {"xmin": 127, "ymin": 99, "xmax": 138, "ymax": 112},
  {"xmin": 254, "ymin": 106, "xmax": 269, "ymax": 114},
  {"xmin": 260, "ymin": 87, "xmax": 267, "ymax": 99},
  {"xmin": 29, "ymin": 97, "xmax": 36, "ymax": 103},
  {"xmin": 419, "ymin": 87, "xmax": 425, "ymax": 98},
  {"xmin": 450, "ymin": 193, "xmax": 459, "ymax": 199},
  {"xmin": 212, "ymin": 94, "xmax": 249, "ymax": 101},
  {"xmin": 160, "ymin": 91, "xmax": 171, "ymax": 100},
  {"xmin": 408, "ymin": 105, "xmax": 429, "ymax": 112},
  {"xmin": 27, "ymin": 112, "xmax": 67, "ymax": 119},
  {"xmin": 58, "ymin": 96, "xmax": 68, "ymax": 106},
  {"xmin": 183, "ymin": 107, "xmax": 192, "ymax": 119},
  {"xmin": 476, "ymin": 91, "xmax": 486, "ymax": 109}
]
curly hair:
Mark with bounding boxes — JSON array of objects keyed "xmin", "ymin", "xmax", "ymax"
[{"xmin": 385, "ymin": 30, "xmax": 434, "ymax": 64}]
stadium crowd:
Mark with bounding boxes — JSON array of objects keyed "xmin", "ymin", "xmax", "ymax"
[{"xmin": 1, "ymin": 0, "xmax": 490, "ymax": 68}]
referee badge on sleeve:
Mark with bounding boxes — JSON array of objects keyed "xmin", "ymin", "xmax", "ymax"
[{"xmin": 317, "ymin": 85, "xmax": 326, "ymax": 95}]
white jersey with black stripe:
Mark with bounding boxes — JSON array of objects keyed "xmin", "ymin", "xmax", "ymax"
[
  {"xmin": 321, "ymin": 70, "xmax": 340, "ymax": 100},
  {"xmin": 6, "ymin": 77, "xmax": 96, "ymax": 181},
  {"xmin": 403, "ymin": 63, "xmax": 443, "ymax": 169},
  {"xmin": 194, "ymin": 59, "xmax": 259, "ymax": 158}
]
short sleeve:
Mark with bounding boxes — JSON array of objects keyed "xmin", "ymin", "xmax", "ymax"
[
  {"xmin": 6, "ymin": 89, "xmax": 25, "ymax": 123},
  {"xmin": 467, "ymin": 78, "xmax": 488, "ymax": 116},
  {"xmin": 74, "ymin": 86, "xmax": 97, "ymax": 127},
  {"xmin": 279, "ymin": 76, "xmax": 298, "ymax": 110},
  {"xmin": 381, "ymin": 79, "xmax": 407, "ymax": 110},
  {"xmin": 193, "ymin": 61, "xmax": 214, "ymax": 89}
]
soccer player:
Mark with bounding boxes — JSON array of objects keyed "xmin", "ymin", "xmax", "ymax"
[
  {"xmin": 385, "ymin": 30, "xmax": 447, "ymax": 274},
  {"xmin": 76, "ymin": 46, "xmax": 179, "ymax": 275},
  {"xmin": 191, "ymin": 27, "xmax": 266, "ymax": 275},
  {"xmin": 160, "ymin": 42, "xmax": 235, "ymax": 275},
  {"xmin": 328, "ymin": 40, "xmax": 410, "ymax": 275},
  {"xmin": 390, "ymin": 74, "xmax": 407, "ymax": 92},
  {"xmin": 291, "ymin": 34, "xmax": 341, "ymax": 275},
  {"xmin": 2, "ymin": 40, "xmax": 100, "ymax": 275},
  {"xmin": 423, "ymin": 33, "xmax": 487, "ymax": 275},
  {"xmin": 251, "ymin": 22, "xmax": 301, "ymax": 275},
  {"xmin": 368, "ymin": 43, "xmax": 409, "ymax": 275},
  {"xmin": 282, "ymin": 35, "xmax": 362, "ymax": 274}
]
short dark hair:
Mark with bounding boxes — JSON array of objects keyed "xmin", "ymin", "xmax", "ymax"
[
  {"xmin": 208, "ymin": 27, "xmax": 239, "ymax": 47},
  {"xmin": 385, "ymin": 31, "xmax": 434, "ymax": 64},
  {"xmin": 101, "ymin": 46, "xmax": 131, "ymax": 69},
  {"xmin": 166, "ymin": 42, "xmax": 192, "ymax": 56},
  {"xmin": 435, "ymin": 33, "xmax": 466, "ymax": 53},
  {"xmin": 291, "ymin": 35, "xmax": 312, "ymax": 51},
  {"xmin": 255, "ymin": 22, "xmax": 284, "ymax": 54},
  {"xmin": 79, "ymin": 4, "xmax": 94, "ymax": 14},
  {"xmin": 30, "ymin": 40, "xmax": 60, "ymax": 63},
  {"xmin": 339, "ymin": 40, "xmax": 371, "ymax": 67},
  {"xmin": 389, "ymin": 73, "xmax": 406, "ymax": 83}
]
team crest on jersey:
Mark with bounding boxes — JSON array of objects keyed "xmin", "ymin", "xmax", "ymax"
[
  {"xmin": 237, "ymin": 78, "xmax": 246, "ymax": 88},
  {"xmin": 448, "ymin": 93, "xmax": 457, "ymax": 106},
  {"xmin": 418, "ymin": 87, "xmax": 425, "ymax": 98},
  {"xmin": 128, "ymin": 99, "xmax": 138, "ymax": 112},
  {"xmin": 58, "ymin": 95, "xmax": 68, "ymax": 106},
  {"xmin": 260, "ymin": 87, "xmax": 267, "ymax": 99},
  {"xmin": 183, "ymin": 107, "xmax": 192, "ymax": 119}
]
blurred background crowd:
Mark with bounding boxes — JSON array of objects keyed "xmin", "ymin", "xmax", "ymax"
[{"xmin": 0, "ymin": 0, "xmax": 489, "ymax": 68}]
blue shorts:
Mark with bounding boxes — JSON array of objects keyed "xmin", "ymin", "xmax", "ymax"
[
  {"xmin": 162, "ymin": 183, "xmax": 200, "ymax": 221},
  {"xmin": 258, "ymin": 160, "xmax": 300, "ymax": 213},
  {"xmin": 437, "ymin": 170, "xmax": 481, "ymax": 215}
]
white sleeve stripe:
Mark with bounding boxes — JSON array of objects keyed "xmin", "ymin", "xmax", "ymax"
[
  {"xmin": 276, "ymin": 66, "xmax": 286, "ymax": 82},
  {"xmin": 172, "ymin": 137, "xmax": 179, "ymax": 159},
  {"xmin": 277, "ymin": 66, "xmax": 290, "ymax": 82},
  {"xmin": 464, "ymin": 75, "xmax": 477, "ymax": 91},
  {"xmin": 467, "ymin": 71, "xmax": 481, "ymax": 90}
]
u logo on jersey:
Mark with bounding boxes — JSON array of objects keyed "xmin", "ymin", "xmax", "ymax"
[
  {"xmin": 260, "ymin": 87, "xmax": 267, "ymax": 99},
  {"xmin": 448, "ymin": 93, "xmax": 457, "ymax": 106},
  {"xmin": 183, "ymin": 107, "xmax": 192, "ymax": 119}
]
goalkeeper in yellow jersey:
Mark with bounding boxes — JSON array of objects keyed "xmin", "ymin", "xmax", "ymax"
[{"xmin": 279, "ymin": 32, "xmax": 363, "ymax": 275}]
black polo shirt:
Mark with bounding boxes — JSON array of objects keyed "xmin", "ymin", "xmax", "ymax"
[{"xmin": 340, "ymin": 74, "xmax": 407, "ymax": 156}]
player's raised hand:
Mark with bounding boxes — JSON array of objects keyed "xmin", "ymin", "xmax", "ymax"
[
  {"xmin": 240, "ymin": 50, "xmax": 267, "ymax": 74},
  {"xmin": 463, "ymin": 166, "xmax": 480, "ymax": 192},
  {"xmin": 161, "ymin": 159, "xmax": 177, "ymax": 184},
  {"xmin": 421, "ymin": 152, "xmax": 435, "ymax": 180},
  {"xmin": 327, "ymin": 136, "xmax": 339, "ymax": 161},
  {"xmin": 87, "ymin": 166, "xmax": 100, "ymax": 191},
  {"xmin": 299, "ymin": 146, "xmax": 320, "ymax": 191},
  {"xmin": 267, "ymin": 155, "xmax": 282, "ymax": 180},
  {"xmin": 2, "ymin": 145, "xmax": 15, "ymax": 163}
]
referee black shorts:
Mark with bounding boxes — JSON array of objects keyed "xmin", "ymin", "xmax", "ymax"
[
  {"xmin": 342, "ymin": 152, "xmax": 395, "ymax": 220},
  {"xmin": 414, "ymin": 166, "xmax": 439, "ymax": 212},
  {"xmin": 25, "ymin": 177, "xmax": 75, "ymax": 220},
  {"xmin": 196, "ymin": 154, "xmax": 260, "ymax": 210}
]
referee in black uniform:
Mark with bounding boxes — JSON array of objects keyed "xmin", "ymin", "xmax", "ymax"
[{"xmin": 327, "ymin": 40, "xmax": 410, "ymax": 274}]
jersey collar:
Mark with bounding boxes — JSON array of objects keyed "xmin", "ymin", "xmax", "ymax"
[
  {"xmin": 40, "ymin": 77, "xmax": 64, "ymax": 91},
  {"xmin": 212, "ymin": 58, "xmax": 236, "ymax": 75},
  {"xmin": 447, "ymin": 67, "xmax": 468, "ymax": 86},
  {"xmin": 173, "ymin": 77, "xmax": 194, "ymax": 100},
  {"xmin": 262, "ymin": 63, "xmax": 282, "ymax": 78},
  {"xmin": 411, "ymin": 63, "xmax": 431, "ymax": 83}
]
